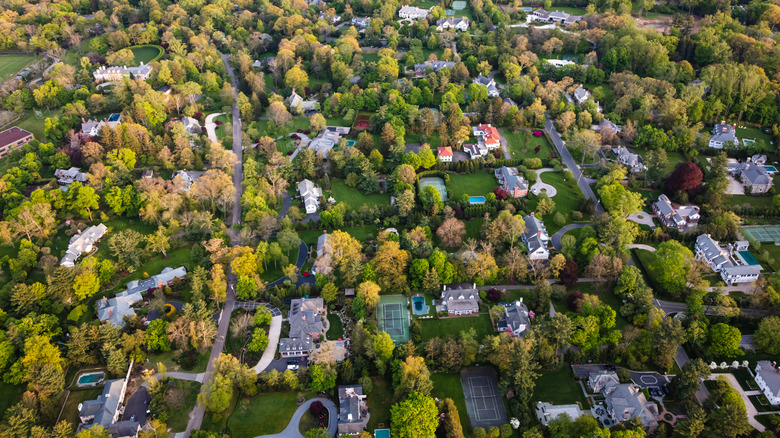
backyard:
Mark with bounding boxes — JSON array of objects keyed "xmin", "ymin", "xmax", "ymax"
[
  {"xmin": 750, "ymin": 244, "xmax": 780, "ymax": 272},
  {"xmin": 167, "ymin": 380, "xmax": 202, "ymax": 432},
  {"xmin": 448, "ymin": 172, "xmax": 498, "ymax": 200},
  {"xmin": 420, "ymin": 313, "xmax": 495, "ymax": 342},
  {"xmin": 530, "ymin": 366, "xmax": 590, "ymax": 407},
  {"xmin": 61, "ymin": 387, "xmax": 105, "ymax": 430},
  {"xmin": 326, "ymin": 312, "xmax": 344, "ymax": 339},
  {"xmin": 128, "ymin": 45, "xmax": 164, "ymax": 65},
  {"xmin": 503, "ymin": 130, "xmax": 553, "ymax": 161},
  {"xmin": 431, "ymin": 373, "xmax": 472, "ymax": 432},
  {"xmin": 525, "ymin": 171, "xmax": 587, "ymax": 235},
  {"xmin": 329, "ymin": 179, "xmax": 392, "ymax": 209},
  {"xmin": 0, "ymin": 54, "xmax": 37, "ymax": 79},
  {"xmin": 632, "ymin": 149, "xmax": 687, "ymax": 177},
  {"xmin": 225, "ymin": 391, "xmax": 315, "ymax": 437},
  {"xmin": 300, "ymin": 225, "xmax": 378, "ymax": 245},
  {"xmin": 366, "ymin": 376, "xmax": 393, "ymax": 430}
]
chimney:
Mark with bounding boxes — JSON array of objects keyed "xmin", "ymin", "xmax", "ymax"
[
  {"xmin": 538, "ymin": 230, "xmax": 542, "ymax": 238},
  {"xmin": 108, "ymin": 310, "xmax": 113, "ymax": 317},
  {"xmin": 348, "ymin": 413, "xmax": 353, "ymax": 421},
  {"xmin": 103, "ymin": 297, "xmax": 108, "ymax": 305},
  {"xmin": 530, "ymin": 212, "xmax": 534, "ymax": 217}
]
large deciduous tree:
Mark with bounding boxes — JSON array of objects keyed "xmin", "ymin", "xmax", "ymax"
[{"xmin": 390, "ymin": 392, "xmax": 439, "ymax": 438}]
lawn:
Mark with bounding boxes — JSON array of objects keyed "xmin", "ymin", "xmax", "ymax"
[
  {"xmin": 420, "ymin": 313, "xmax": 495, "ymax": 342},
  {"xmin": 530, "ymin": 366, "xmax": 589, "ymax": 407},
  {"xmin": 227, "ymin": 391, "xmax": 315, "ymax": 438},
  {"xmin": 15, "ymin": 108, "xmax": 63, "ymax": 141},
  {"xmin": 329, "ymin": 179, "xmax": 392, "ymax": 209},
  {"xmin": 632, "ymin": 149, "xmax": 686, "ymax": 177},
  {"xmin": 431, "ymin": 373, "xmax": 472, "ymax": 432},
  {"xmin": 167, "ymin": 380, "xmax": 202, "ymax": 432},
  {"xmin": 247, "ymin": 117, "xmax": 311, "ymax": 141},
  {"xmin": 737, "ymin": 127, "xmax": 774, "ymax": 146},
  {"xmin": 129, "ymin": 45, "xmax": 164, "ymax": 65},
  {"xmin": 724, "ymin": 194, "xmax": 775, "ymax": 210},
  {"xmin": 367, "ymin": 376, "xmax": 394, "ymax": 430},
  {"xmin": 751, "ymin": 244, "xmax": 780, "ymax": 272},
  {"xmin": 299, "ymin": 225, "xmax": 379, "ymax": 245},
  {"xmin": 326, "ymin": 312, "xmax": 344, "ymax": 340},
  {"xmin": 525, "ymin": 171, "xmax": 587, "ymax": 235},
  {"xmin": 214, "ymin": 114, "xmax": 232, "ymax": 141},
  {"xmin": 0, "ymin": 54, "xmax": 37, "ymax": 80},
  {"xmin": 464, "ymin": 218, "xmax": 484, "ymax": 240},
  {"xmin": 503, "ymin": 130, "xmax": 553, "ymax": 161},
  {"xmin": 547, "ymin": 6, "xmax": 586, "ymax": 15},
  {"xmin": 61, "ymin": 387, "xmax": 104, "ymax": 430},
  {"xmin": 448, "ymin": 172, "xmax": 498, "ymax": 201},
  {"xmin": 633, "ymin": 249, "xmax": 664, "ymax": 295},
  {"xmin": 146, "ymin": 349, "xmax": 210, "ymax": 373}
]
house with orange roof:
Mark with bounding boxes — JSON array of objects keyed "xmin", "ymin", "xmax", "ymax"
[
  {"xmin": 437, "ymin": 146, "xmax": 453, "ymax": 162},
  {"xmin": 473, "ymin": 124, "xmax": 501, "ymax": 152}
]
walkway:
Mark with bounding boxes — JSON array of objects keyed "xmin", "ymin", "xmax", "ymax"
[
  {"xmin": 627, "ymin": 244, "xmax": 656, "ymax": 252},
  {"xmin": 204, "ymin": 112, "xmax": 225, "ymax": 143},
  {"xmin": 544, "ymin": 116, "xmax": 604, "ymax": 216},
  {"xmin": 550, "ymin": 223, "xmax": 589, "ymax": 250},
  {"xmin": 254, "ymin": 314, "xmax": 282, "ymax": 373},
  {"xmin": 498, "ymin": 130, "xmax": 511, "ymax": 159},
  {"xmin": 709, "ymin": 373, "xmax": 766, "ymax": 432},
  {"xmin": 530, "ymin": 168, "xmax": 557, "ymax": 197},
  {"xmin": 254, "ymin": 398, "xmax": 338, "ymax": 438}
]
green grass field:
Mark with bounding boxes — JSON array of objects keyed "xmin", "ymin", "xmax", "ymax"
[
  {"xmin": 214, "ymin": 114, "xmax": 232, "ymax": 141},
  {"xmin": 129, "ymin": 45, "xmax": 164, "ymax": 65},
  {"xmin": 503, "ymin": 130, "xmax": 553, "ymax": 161},
  {"xmin": 548, "ymin": 6, "xmax": 586, "ymax": 15},
  {"xmin": 632, "ymin": 149, "xmax": 686, "ymax": 177},
  {"xmin": 724, "ymin": 194, "xmax": 775, "ymax": 210},
  {"xmin": 750, "ymin": 244, "xmax": 780, "ymax": 272},
  {"xmin": 526, "ymin": 171, "xmax": 587, "ymax": 235},
  {"xmin": 367, "ymin": 376, "xmax": 394, "ymax": 430},
  {"xmin": 531, "ymin": 366, "xmax": 589, "ymax": 407},
  {"xmin": 737, "ymin": 127, "xmax": 774, "ymax": 146},
  {"xmin": 0, "ymin": 382, "xmax": 24, "ymax": 420},
  {"xmin": 226, "ymin": 391, "xmax": 315, "ymax": 437},
  {"xmin": 431, "ymin": 373, "xmax": 472, "ymax": 432},
  {"xmin": 168, "ymin": 380, "xmax": 202, "ymax": 432},
  {"xmin": 0, "ymin": 54, "xmax": 37, "ymax": 80},
  {"xmin": 448, "ymin": 172, "xmax": 498, "ymax": 200},
  {"xmin": 62, "ymin": 387, "xmax": 105, "ymax": 430},
  {"xmin": 299, "ymin": 225, "xmax": 378, "ymax": 245},
  {"xmin": 14, "ymin": 108, "xmax": 62, "ymax": 141},
  {"xmin": 420, "ymin": 313, "xmax": 494, "ymax": 342},
  {"xmin": 145, "ymin": 349, "xmax": 210, "ymax": 374},
  {"xmin": 329, "ymin": 179, "xmax": 392, "ymax": 209},
  {"xmin": 327, "ymin": 312, "xmax": 344, "ymax": 339}
]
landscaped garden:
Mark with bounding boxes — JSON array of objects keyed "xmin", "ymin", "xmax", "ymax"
[
  {"xmin": 525, "ymin": 170, "xmax": 588, "ymax": 235},
  {"xmin": 503, "ymin": 130, "xmax": 554, "ymax": 161},
  {"xmin": 326, "ymin": 312, "xmax": 344, "ymax": 339},
  {"xmin": 128, "ymin": 45, "xmax": 164, "ymax": 65},
  {"xmin": 420, "ymin": 313, "xmax": 495, "ymax": 342},
  {"xmin": 447, "ymin": 172, "xmax": 499, "ymax": 200}
]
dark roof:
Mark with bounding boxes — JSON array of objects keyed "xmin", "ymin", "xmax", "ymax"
[
  {"xmin": 108, "ymin": 420, "xmax": 140, "ymax": 438},
  {"xmin": 0, "ymin": 127, "xmax": 33, "ymax": 147},
  {"xmin": 122, "ymin": 386, "xmax": 151, "ymax": 425}
]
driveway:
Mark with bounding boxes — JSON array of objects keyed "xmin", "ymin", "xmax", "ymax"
[
  {"xmin": 741, "ymin": 335, "xmax": 755, "ymax": 350},
  {"xmin": 255, "ymin": 397, "xmax": 338, "ymax": 438},
  {"xmin": 630, "ymin": 371, "xmax": 669, "ymax": 388},
  {"xmin": 253, "ymin": 314, "xmax": 282, "ymax": 372},
  {"xmin": 709, "ymin": 373, "xmax": 766, "ymax": 432},
  {"xmin": 204, "ymin": 112, "xmax": 225, "ymax": 143},
  {"xmin": 627, "ymin": 212, "xmax": 656, "ymax": 228},
  {"xmin": 726, "ymin": 176, "xmax": 745, "ymax": 195},
  {"xmin": 551, "ymin": 223, "xmax": 589, "ymax": 250},
  {"xmin": 530, "ymin": 168, "xmax": 557, "ymax": 197},
  {"xmin": 627, "ymin": 244, "xmax": 656, "ymax": 252},
  {"xmin": 265, "ymin": 357, "xmax": 309, "ymax": 372},
  {"xmin": 267, "ymin": 241, "xmax": 311, "ymax": 288}
]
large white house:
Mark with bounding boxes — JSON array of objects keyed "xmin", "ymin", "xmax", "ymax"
[
  {"xmin": 521, "ymin": 213, "xmax": 549, "ymax": 260},
  {"xmin": 709, "ymin": 122, "xmax": 738, "ymax": 149},
  {"xmin": 531, "ymin": 9, "xmax": 582, "ymax": 26},
  {"xmin": 436, "ymin": 17, "xmax": 469, "ymax": 31},
  {"xmin": 298, "ymin": 179, "xmax": 322, "ymax": 214},
  {"xmin": 695, "ymin": 234, "xmax": 762, "ymax": 285},
  {"xmin": 440, "ymin": 284, "xmax": 480, "ymax": 315},
  {"xmin": 398, "ymin": 5, "xmax": 430, "ymax": 19},
  {"xmin": 755, "ymin": 361, "xmax": 780, "ymax": 405},
  {"xmin": 93, "ymin": 63, "xmax": 153, "ymax": 82},
  {"xmin": 61, "ymin": 224, "xmax": 107, "ymax": 267}
]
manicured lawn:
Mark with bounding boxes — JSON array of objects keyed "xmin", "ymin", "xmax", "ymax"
[
  {"xmin": 62, "ymin": 387, "xmax": 104, "ymax": 430},
  {"xmin": 0, "ymin": 54, "xmax": 37, "ymax": 79},
  {"xmin": 531, "ymin": 366, "xmax": 589, "ymax": 407},
  {"xmin": 367, "ymin": 376, "xmax": 393, "ymax": 430},
  {"xmin": 633, "ymin": 249, "xmax": 664, "ymax": 294},
  {"xmin": 525, "ymin": 171, "xmax": 588, "ymax": 235},
  {"xmin": 329, "ymin": 179, "xmax": 391, "ymax": 209},
  {"xmin": 750, "ymin": 244, "xmax": 780, "ymax": 273},
  {"xmin": 548, "ymin": 6, "xmax": 586, "ymax": 15},
  {"xmin": 129, "ymin": 45, "xmax": 164, "ymax": 65},
  {"xmin": 227, "ymin": 391, "xmax": 315, "ymax": 438},
  {"xmin": 300, "ymin": 225, "xmax": 379, "ymax": 245},
  {"xmin": 464, "ymin": 218, "xmax": 484, "ymax": 240},
  {"xmin": 15, "ymin": 108, "xmax": 63, "ymax": 141},
  {"xmin": 447, "ymin": 172, "xmax": 498, "ymax": 201},
  {"xmin": 420, "ymin": 314, "xmax": 495, "ymax": 342},
  {"xmin": 724, "ymin": 194, "xmax": 775, "ymax": 210},
  {"xmin": 503, "ymin": 130, "xmax": 553, "ymax": 161},
  {"xmin": 146, "ymin": 349, "xmax": 210, "ymax": 373},
  {"xmin": 327, "ymin": 312, "xmax": 344, "ymax": 339},
  {"xmin": 247, "ymin": 117, "xmax": 311, "ymax": 140},
  {"xmin": 168, "ymin": 380, "xmax": 202, "ymax": 432},
  {"xmin": 632, "ymin": 149, "xmax": 686, "ymax": 177},
  {"xmin": 737, "ymin": 127, "xmax": 774, "ymax": 146},
  {"xmin": 214, "ymin": 114, "xmax": 232, "ymax": 141},
  {"xmin": 431, "ymin": 373, "xmax": 472, "ymax": 432}
]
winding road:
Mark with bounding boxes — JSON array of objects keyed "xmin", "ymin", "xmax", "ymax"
[{"xmin": 254, "ymin": 398, "xmax": 338, "ymax": 438}]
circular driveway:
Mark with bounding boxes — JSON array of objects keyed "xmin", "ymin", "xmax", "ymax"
[{"xmin": 530, "ymin": 169, "xmax": 557, "ymax": 197}]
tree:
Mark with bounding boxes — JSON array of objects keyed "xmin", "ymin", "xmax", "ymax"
[
  {"xmin": 670, "ymin": 358, "xmax": 710, "ymax": 402},
  {"xmin": 437, "ymin": 398, "xmax": 465, "ymax": 438},
  {"xmin": 437, "ymin": 218, "xmax": 466, "ymax": 248},
  {"xmin": 598, "ymin": 182, "xmax": 643, "ymax": 217},
  {"xmin": 285, "ymin": 64, "xmax": 309, "ymax": 93},
  {"xmin": 645, "ymin": 148, "xmax": 668, "ymax": 185},
  {"xmin": 754, "ymin": 316, "xmax": 780, "ymax": 354},
  {"xmin": 73, "ymin": 270, "xmax": 101, "ymax": 300},
  {"xmin": 651, "ymin": 240, "xmax": 694, "ymax": 295},
  {"xmin": 568, "ymin": 130, "xmax": 602, "ymax": 165},
  {"xmin": 145, "ymin": 227, "xmax": 171, "ymax": 257},
  {"xmin": 321, "ymin": 283, "xmax": 338, "ymax": 303},
  {"xmin": 536, "ymin": 194, "xmax": 555, "ymax": 216},
  {"xmin": 707, "ymin": 384, "xmax": 752, "ymax": 437},
  {"xmin": 145, "ymin": 320, "xmax": 171, "ymax": 352},
  {"xmin": 372, "ymin": 331, "xmax": 394, "ymax": 365},
  {"xmin": 357, "ymin": 281, "xmax": 381, "ymax": 312},
  {"xmin": 248, "ymin": 328, "xmax": 269, "ymax": 352},
  {"xmin": 708, "ymin": 323, "xmax": 742, "ymax": 358},
  {"xmin": 418, "ymin": 145, "xmax": 436, "ymax": 169},
  {"xmin": 395, "ymin": 356, "xmax": 433, "ymax": 398},
  {"xmin": 652, "ymin": 317, "xmax": 686, "ymax": 371},
  {"xmin": 559, "ymin": 260, "xmax": 579, "ymax": 287},
  {"xmin": 268, "ymin": 101, "xmax": 292, "ymax": 128},
  {"xmin": 309, "ymin": 363, "xmax": 337, "ymax": 393},
  {"xmin": 310, "ymin": 113, "xmax": 326, "ymax": 132},
  {"xmin": 390, "ymin": 392, "xmax": 439, "ymax": 438},
  {"xmin": 667, "ymin": 162, "xmax": 703, "ymax": 197}
]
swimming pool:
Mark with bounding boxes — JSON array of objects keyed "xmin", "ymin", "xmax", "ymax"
[
  {"xmin": 345, "ymin": 139, "xmax": 357, "ymax": 147},
  {"xmin": 374, "ymin": 430, "xmax": 390, "ymax": 438},
  {"xmin": 764, "ymin": 166, "xmax": 777, "ymax": 173},
  {"xmin": 520, "ymin": 6, "xmax": 533, "ymax": 10},
  {"xmin": 77, "ymin": 371, "xmax": 105, "ymax": 387},
  {"xmin": 469, "ymin": 196, "xmax": 486, "ymax": 204},
  {"xmin": 738, "ymin": 250, "xmax": 761, "ymax": 266},
  {"xmin": 411, "ymin": 296, "xmax": 429, "ymax": 315}
]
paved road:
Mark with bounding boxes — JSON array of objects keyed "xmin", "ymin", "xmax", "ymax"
[
  {"xmin": 254, "ymin": 397, "xmax": 338, "ymax": 438},
  {"xmin": 545, "ymin": 117, "xmax": 604, "ymax": 216},
  {"xmin": 551, "ymin": 223, "xmax": 589, "ymax": 250},
  {"xmin": 267, "ymin": 241, "xmax": 310, "ymax": 288},
  {"xmin": 654, "ymin": 298, "xmax": 769, "ymax": 317},
  {"xmin": 530, "ymin": 168, "xmax": 557, "ymax": 197}
]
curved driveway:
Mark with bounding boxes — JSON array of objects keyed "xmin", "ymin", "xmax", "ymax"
[
  {"xmin": 253, "ymin": 314, "xmax": 282, "ymax": 372},
  {"xmin": 530, "ymin": 168, "xmax": 557, "ymax": 197},
  {"xmin": 627, "ymin": 244, "xmax": 656, "ymax": 252},
  {"xmin": 551, "ymin": 223, "xmax": 589, "ymax": 250},
  {"xmin": 205, "ymin": 112, "xmax": 225, "ymax": 143},
  {"xmin": 254, "ymin": 397, "xmax": 338, "ymax": 438}
]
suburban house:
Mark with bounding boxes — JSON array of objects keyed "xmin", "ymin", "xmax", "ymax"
[
  {"xmin": 754, "ymin": 361, "xmax": 780, "ymax": 405},
  {"xmin": 78, "ymin": 378, "xmax": 129, "ymax": 432},
  {"xmin": 338, "ymin": 385, "xmax": 369, "ymax": 435},
  {"xmin": 473, "ymin": 75, "xmax": 500, "ymax": 97},
  {"xmin": 588, "ymin": 370, "xmax": 620, "ymax": 393},
  {"xmin": 412, "ymin": 60, "xmax": 455, "ymax": 78},
  {"xmin": 437, "ymin": 146, "xmax": 453, "ymax": 162},
  {"xmin": 612, "ymin": 146, "xmax": 645, "ymax": 173},
  {"xmin": 651, "ymin": 194, "xmax": 700, "ymax": 231},
  {"xmin": 98, "ymin": 267, "xmax": 187, "ymax": 327},
  {"xmin": 495, "ymin": 166, "xmax": 529, "ymax": 198},
  {"xmin": 521, "ymin": 213, "xmax": 550, "ymax": 260},
  {"xmin": 81, "ymin": 113, "xmax": 122, "ymax": 137},
  {"xmin": 279, "ymin": 297, "xmax": 325, "ymax": 358},
  {"xmin": 603, "ymin": 383, "xmax": 659, "ymax": 428},
  {"xmin": 309, "ymin": 126, "xmax": 350, "ymax": 158},
  {"xmin": 535, "ymin": 402, "xmax": 588, "ymax": 426},
  {"xmin": 298, "ymin": 179, "xmax": 323, "ymax": 214},
  {"xmin": 351, "ymin": 17, "xmax": 370, "ymax": 29},
  {"xmin": 440, "ymin": 284, "xmax": 480, "ymax": 315},
  {"xmin": 464, "ymin": 143, "xmax": 488, "ymax": 159},
  {"xmin": 288, "ymin": 89, "xmax": 318, "ymax": 114},
  {"xmin": 436, "ymin": 17, "xmax": 469, "ymax": 31},
  {"xmin": 695, "ymin": 234, "xmax": 762, "ymax": 285},
  {"xmin": 61, "ymin": 224, "xmax": 108, "ymax": 267},
  {"xmin": 531, "ymin": 9, "xmax": 582, "ymax": 25},
  {"xmin": 93, "ymin": 63, "xmax": 153, "ymax": 82},
  {"xmin": 0, "ymin": 126, "xmax": 34, "ymax": 157},
  {"xmin": 173, "ymin": 170, "xmax": 199, "ymax": 191},
  {"xmin": 473, "ymin": 123, "xmax": 501, "ymax": 151},
  {"xmin": 597, "ymin": 118, "xmax": 622, "ymax": 133},
  {"xmin": 496, "ymin": 299, "xmax": 531, "ymax": 336},
  {"xmin": 727, "ymin": 160, "xmax": 774, "ymax": 194},
  {"xmin": 709, "ymin": 121, "xmax": 738, "ymax": 149},
  {"xmin": 573, "ymin": 86, "xmax": 591, "ymax": 105},
  {"xmin": 55, "ymin": 167, "xmax": 89, "ymax": 189},
  {"xmin": 313, "ymin": 232, "xmax": 333, "ymax": 275},
  {"xmin": 398, "ymin": 5, "xmax": 431, "ymax": 19}
]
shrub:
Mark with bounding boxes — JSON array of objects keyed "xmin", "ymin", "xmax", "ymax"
[
  {"xmin": 571, "ymin": 211, "xmax": 583, "ymax": 220},
  {"xmin": 486, "ymin": 288, "xmax": 501, "ymax": 302},
  {"xmin": 567, "ymin": 290, "xmax": 584, "ymax": 312},
  {"xmin": 310, "ymin": 400, "xmax": 325, "ymax": 415},
  {"xmin": 523, "ymin": 158, "xmax": 542, "ymax": 169}
]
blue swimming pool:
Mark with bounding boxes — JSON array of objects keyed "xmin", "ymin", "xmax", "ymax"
[
  {"xmin": 764, "ymin": 166, "xmax": 777, "ymax": 173},
  {"xmin": 345, "ymin": 139, "xmax": 357, "ymax": 147},
  {"xmin": 77, "ymin": 372, "xmax": 105, "ymax": 387},
  {"xmin": 374, "ymin": 430, "xmax": 390, "ymax": 438},
  {"xmin": 411, "ymin": 296, "xmax": 429, "ymax": 315},
  {"xmin": 469, "ymin": 196, "xmax": 486, "ymax": 204},
  {"xmin": 738, "ymin": 250, "xmax": 761, "ymax": 266},
  {"xmin": 520, "ymin": 6, "xmax": 533, "ymax": 10}
]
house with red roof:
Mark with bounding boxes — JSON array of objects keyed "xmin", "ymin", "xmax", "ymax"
[
  {"xmin": 437, "ymin": 146, "xmax": 453, "ymax": 162},
  {"xmin": 473, "ymin": 124, "xmax": 501, "ymax": 152}
]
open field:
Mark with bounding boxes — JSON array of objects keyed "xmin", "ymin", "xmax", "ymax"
[
  {"xmin": 0, "ymin": 54, "xmax": 37, "ymax": 79},
  {"xmin": 448, "ymin": 172, "xmax": 498, "ymax": 200},
  {"xmin": 128, "ymin": 45, "xmax": 164, "ymax": 65},
  {"xmin": 503, "ymin": 130, "xmax": 553, "ymax": 161},
  {"xmin": 329, "ymin": 179, "xmax": 392, "ymax": 209},
  {"xmin": 531, "ymin": 366, "xmax": 589, "ymax": 407},
  {"xmin": 420, "ymin": 313, "xmax": 494, "ymax": 342},
  {"xmin": 226, "ymin": 391, "xmax": 315, "ymax": 437}
]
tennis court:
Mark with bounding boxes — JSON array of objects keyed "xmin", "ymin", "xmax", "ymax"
[
  {"xmin": 452, "ymin": 0, "xmax": 467, "ymax": 9},
  {"xmin": 741, "ymin": 226, "xmax": 780, "ymax": 244},
  {"xmin": 461, "ymin": 367, "xmax": 508, "ymax": 428},
  {"xmin": 419, "ymin": 176, "xmax": 448, "ymax": 201},
  {"xmin": 377, "ymin": 295, "xmax": 410, "ymax": 343}
]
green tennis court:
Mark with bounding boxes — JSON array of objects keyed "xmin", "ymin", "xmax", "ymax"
[
  {"xmin": 741, "ymin": 226, "xmax": 780, "ymax": 244},
  {"xmin": 452, "ymin": 0, "xmax": 467, "ymax": 9},
  {"xmin": 419, "ymin": 176, "xmax": 448, "ymax": 201},
  {"xmin": 377, "ymin": 295, "xmax": 410, "ymax": 343}
]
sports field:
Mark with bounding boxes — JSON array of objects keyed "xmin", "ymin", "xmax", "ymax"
[
  {"xmin": 377, "ymin": 295, "xmax": 410, "ymax": 343},
  {"xmin": 461, "ymin": 367, "xmax": 508, "ymax": 428},
  {"xmin": 419, "ymin": 176, "xmax": 448, "ymax": 201},
  {"xmin": 741, "ymin": 226, "xmax": 780, "ymax": 244},
  {"xmin": 0, "ymin": 54, "xmax": 37, "ymax": 80}
]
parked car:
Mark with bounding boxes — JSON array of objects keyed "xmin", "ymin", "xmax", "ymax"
[{"xmin": 287, "ymin": 359, "xmax": 300, "ymax": 370}]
